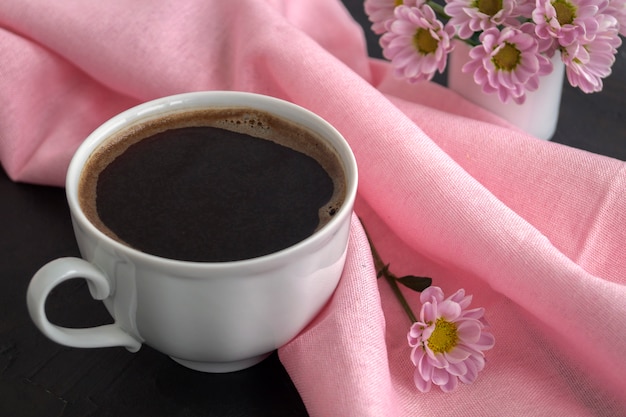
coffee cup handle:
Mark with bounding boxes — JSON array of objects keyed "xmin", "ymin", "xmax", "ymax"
[{"xmin": 26, "ymin": 257, "xmax": 142, "ymax": 352}]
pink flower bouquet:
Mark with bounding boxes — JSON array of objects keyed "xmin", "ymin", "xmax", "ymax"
[{"xmin": 365, "ymin": 0, "xmax": 624, "ymax": 103}]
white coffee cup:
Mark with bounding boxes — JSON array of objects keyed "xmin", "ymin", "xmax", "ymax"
[{"xmin": 26, "ymin": 91, "xmax": 357, "ymax": 372}]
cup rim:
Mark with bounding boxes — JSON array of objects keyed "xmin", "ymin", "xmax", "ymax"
[{"xmin": 66, "ymin": 91, "xmax": 358, "ymax": 270}]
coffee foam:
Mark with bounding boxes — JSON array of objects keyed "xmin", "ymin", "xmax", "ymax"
[{"xmin": 79, "ymin": 106, "xmax": 347, "ymax": 245}]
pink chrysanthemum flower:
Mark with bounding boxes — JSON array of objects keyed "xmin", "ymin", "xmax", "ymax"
[
  {"xmin": 365, "ymin": 0, "xmax": 421, "ymax": 34},
  {"xmin": 532, "ymin": 0, "xmax": 603, "ymax": 46},
  {"xmin": 603, "ymin": 0, "xmax": 626, "ymax": 36},
  {"xmin": 444, "ymin": 0, "xmax": 522, "ymax": 39},
  {"xmin": 408, "ymin": 287, "xmax": 495, "ymax": 393},
  {"xmin": 462, "ymin": 26, "xmax": 553, "ymax": 103},
  {"xmin": 380, "ymin": 5, "xmax": 455, "ymax": 82},
  {"xmin": 561, "ymin": 13, "xmax": 622, "ymax": 92}
]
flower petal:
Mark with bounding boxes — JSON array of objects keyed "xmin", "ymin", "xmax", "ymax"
[
  {"xmin": 445, "ymin": 345, "xmax": 473, "ymax": 363},
  {"xmin": 417, "ymin": 348, "xmax": 434, "ymax": 379},
  {"xmin": 475, "ymin": 331, "xmax": 496, "ymax": 350},
  {"xmin": 437, "ymin": 300, "xmax": 462, "ymax": 320},
  {"xmin": 446, "ymin": 359, "xmax": 468, "ymax": 376},
  {"xmin": 457, "ymin": 319, "xmax": 482, "ymax": 343},
  {"xmin": 414, "ymin": 368, "xmax": 432, "ymax": 393},
  {"xmin": 420, "ymin": 286, "xmax": 445, "ymax": 303},
  {"xmin": 432, "ymin": 367, "xmax": 450, "ymax": 386},
  {"xmin": 440, "ymin": 374, "xmax": 459, "ymax": 392},
  {"xmin": 427, "ymin": 349, "xmax": 448, "ymax": 368},
  {"xmin": 462, "ymin": 307, "xmax": 485, "ymax": 320},
  {"xmin": 421, "ymin": 301, "xmax": 438, "ymax": 323}
]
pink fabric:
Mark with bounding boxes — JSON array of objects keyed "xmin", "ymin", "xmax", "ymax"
[{"xmin": 2, "ymin": 1, "xmax": 625, "ymax": 415}]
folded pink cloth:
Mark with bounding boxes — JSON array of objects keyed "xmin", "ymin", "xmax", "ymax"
[{"xmin": 2, "ymin": 1, "xmax": 625, "ymax": 415}]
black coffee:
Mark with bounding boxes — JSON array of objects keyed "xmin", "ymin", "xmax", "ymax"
[{"xmin": 79, "ymin": 107, "xmax": 346, "ymax": 262}]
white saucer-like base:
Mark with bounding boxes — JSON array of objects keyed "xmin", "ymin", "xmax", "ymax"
[{"xmin": 170, "ymin": 353, "xmax": 271, "ymax": 373}]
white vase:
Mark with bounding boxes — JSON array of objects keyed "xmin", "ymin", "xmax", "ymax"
[{"xmin": 447, "ymin": 41, "xmax": 565, "ymax": 140}]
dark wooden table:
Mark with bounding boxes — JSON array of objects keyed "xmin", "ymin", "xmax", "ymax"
[{"xmin": 1, "ymin": 1, "xmax": 624, "ymax": 416}]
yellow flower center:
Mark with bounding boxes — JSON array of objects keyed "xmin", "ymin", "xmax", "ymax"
[
  {"xmin": 413, "ymin": 28, "xmax": 438, "ymax": 55},
  {"xmin": 473, "ymin": 0, "xmax": 503, "ymax": 17},
  {"xmin": 394, "ymin": 0, "xmax": 404, "ymax": 6},
  {"xmin": 427, "ymin": 318, "xmax": 459, "ymax": 354},
  {"xmin": 552, "ymin": 0, "xmax": 576, "ymax": 25},
  {"xmin": 492, "ymin": 42, "xmax": 521, "ymax": 71}
]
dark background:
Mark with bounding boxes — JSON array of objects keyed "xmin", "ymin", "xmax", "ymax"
[{"xmin": 1, "ymin": 1, "xmax": 624, "ymax": 416}]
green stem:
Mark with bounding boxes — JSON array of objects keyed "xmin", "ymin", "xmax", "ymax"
[
  {"xmin": 361, "ymin": 220, "xmax": 419, "ymax": 324},
  {"xmin": 385, "ymin": 270, "xmax": 419, "ymax": 324}
]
